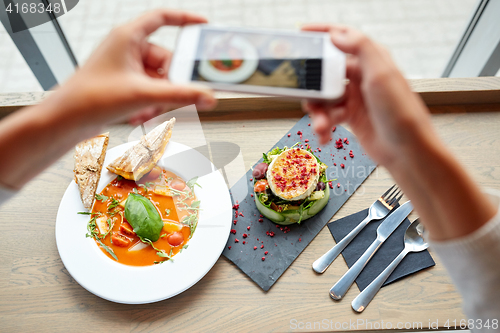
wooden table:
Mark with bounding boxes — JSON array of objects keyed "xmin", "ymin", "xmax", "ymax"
[{"xmin": 1, "ymin": 78, "xmax": 500, "ymax": 332}]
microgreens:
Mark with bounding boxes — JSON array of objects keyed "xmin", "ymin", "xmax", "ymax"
[
  {"xmin": 95, "ymin": 194, "xmax": 108, "ymax": 202},
  {"xmin": 186, "ymin": 176, "xmax": 202, "ymax": 191},
  {"xmin": 108, "ymin": 198, "xmax": 120, "ymax": 210}
]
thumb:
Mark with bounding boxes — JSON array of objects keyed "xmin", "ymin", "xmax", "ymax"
[
  {"xmin": 329, "ymin": 28, "xmax": 372, "ymax": 57},
  {"xmin": 138, "ymin": 79, "xmax": 217, "ymax": 110}
]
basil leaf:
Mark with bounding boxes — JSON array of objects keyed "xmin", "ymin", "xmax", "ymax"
[{"xmin": 125, "ymin": 193, "xmax": 163, "ymax": 242}]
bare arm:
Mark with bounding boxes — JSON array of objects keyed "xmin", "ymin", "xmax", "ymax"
[
  {"xmin": 302, "ymin": 24, "xmax": 497, "ymax": 241},
  {"xmin": 0, "ymin": 9, "xmax": 216, "ymax": 189}
]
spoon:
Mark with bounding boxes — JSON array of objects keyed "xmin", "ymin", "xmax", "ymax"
[{"xmin": 351, "ymin": 219, "xmax": 428, "ymax": 313}]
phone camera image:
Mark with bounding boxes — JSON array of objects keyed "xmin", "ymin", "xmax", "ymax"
[{"xmin": 191, "ymin": 29, "xmax": 323, "ymax": 91}]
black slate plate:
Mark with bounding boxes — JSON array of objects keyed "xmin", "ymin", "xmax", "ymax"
[
  {"xmin": 328, "ymin": 211, "xmax": 435, "ymax": 291},
  {"xmin": 222, "ymin": 115, "xmax": 377, "ymax": 291}
]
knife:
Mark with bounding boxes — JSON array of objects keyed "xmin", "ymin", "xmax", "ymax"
[{"xmin": 329, "ymin": 201, "xmax": 413, "ymax": 300}]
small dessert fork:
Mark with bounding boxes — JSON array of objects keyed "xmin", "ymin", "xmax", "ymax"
[{"xmin": 312, "ymin": 185, "xmax": 403, "ymax": 274}]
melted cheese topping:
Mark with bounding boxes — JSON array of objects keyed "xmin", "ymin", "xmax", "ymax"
[{"xmin": 267, "ymin": 148, "xmax": 320, "ymax": 201}]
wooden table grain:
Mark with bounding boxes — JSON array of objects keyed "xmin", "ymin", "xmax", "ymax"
[{"xmin": 1, "ymin": 107, "xmax": 499, "ymax": 332}]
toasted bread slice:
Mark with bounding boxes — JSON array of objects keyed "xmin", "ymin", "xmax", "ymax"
[
  {"xmin": 74, "ymin": 133, "xmax": 109, "ymax": 209},
  {"xmin": 106, "ymin": 118, "xmax": 175, "ymax": 181}
]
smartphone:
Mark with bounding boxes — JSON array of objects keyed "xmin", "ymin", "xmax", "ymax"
[{"xmin": 169, "ymin": 25, "xmax": 346, "ymax": 101}]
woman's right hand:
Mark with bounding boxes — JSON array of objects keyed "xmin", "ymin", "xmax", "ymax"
[{"xmin": 302, "ymin": 24, "xmax": 436, "ymax": 170}]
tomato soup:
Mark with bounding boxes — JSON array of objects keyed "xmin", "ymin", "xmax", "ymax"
[{"xmin": 87, "ymin": 167, "xmax": 199, "ymax": 266}]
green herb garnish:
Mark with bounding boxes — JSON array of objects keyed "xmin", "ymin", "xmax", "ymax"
[
  {"xmin": 95, "ymin": 194, "xmax": 108, "ymax": 202},
  {"xmin": 96, "ymin": 238, "xmax": 118, "ymax": 260},
  {"xmin": 85, "ymin": 215, "xmax": 118, "ymax": 261},
  {"xmin": 186, "ymin": 176, "xmax": 202, "ymax": 191},
  {"xmin": 182, "ymin": 212, "xmax": 199, "ymax": 239},
  {"xmin": 140, "ymin": 237, "xmax": 173, "ymax": 262},
  {"xmin": 108, "ymin": 198, "xmax": 120, "ymax": 210}
]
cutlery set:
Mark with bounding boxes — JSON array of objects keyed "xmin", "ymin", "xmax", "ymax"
[{"xmin": 313, "ymin": 185, "xmax": 429, "ymax": 312}]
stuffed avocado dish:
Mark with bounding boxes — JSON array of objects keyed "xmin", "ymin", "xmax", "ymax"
[{"xmin": 252, "ymin": 143, "xmax": 332, "ymax": 225}]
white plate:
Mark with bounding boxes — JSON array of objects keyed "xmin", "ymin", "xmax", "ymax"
[
  {"xmin": 199, "ymin": 35, "xmax": 259, "ymax": 83},
  {"xmin": 56, "ymin": 141, "xmax": 232, "ymax": 304}
]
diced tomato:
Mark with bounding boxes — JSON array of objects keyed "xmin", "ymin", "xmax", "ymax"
[
  {"xmin": 171, "ymin": 179, "xmax": 186, "ymax": 191},
  {"xmin": 167, "ymin": 231, "xmax": 184, "ymax": 247},
  {"xmin": 120, "ymin": 222, "xmax": 135, "ymax": 237},
  {"xmin": 254, "ymin": 179, "xmax": 268, "ymax": 193},
  {"xmin": 111, "ymin": 233, "xmax": 131, "ymax": 247},
  {"xmin": 143, "ymin": 166, "xmax": 162, "ymax": 181}
]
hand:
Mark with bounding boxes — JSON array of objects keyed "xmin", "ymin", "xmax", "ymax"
[
  {"xmin": 54, "ymin": 9, "xmax": 216, "ymax": 128},
  {"xmin": 301, "ymin": 24, "xmax": 497, "ymax": 241},
  {"xmin": 302, "ymin": 24, "xmax": 434, "ymax": 169},
  {"xmin": 0, "ymin": 9, "xmax": 216, "ymax": 189}
]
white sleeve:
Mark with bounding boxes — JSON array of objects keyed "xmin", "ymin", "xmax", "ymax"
[
  {"xmin": 429, "ymin": 190, "xmax": 500, "ymax": 332},
  {"xmin": 0, "ymin": 183, "xmax": 17, "ymax": 207}
]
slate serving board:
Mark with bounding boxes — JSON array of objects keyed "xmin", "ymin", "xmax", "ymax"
[
  {"xmin": 328, "ymin": 212, "xmax": 435, "ymax": 291},
  {"xmin": 222, "ymin": 115, "xmax": 377, "ymax": 291}
]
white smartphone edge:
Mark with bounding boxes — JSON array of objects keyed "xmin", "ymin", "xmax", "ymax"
[{"xmin": 169, "ymin": 24, "xmax": 346, "ymax": 101}]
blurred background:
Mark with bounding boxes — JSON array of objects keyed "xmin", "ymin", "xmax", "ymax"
[{"xmin": 1, "ymin": 0, "xmax": 498, "ymax": 93}]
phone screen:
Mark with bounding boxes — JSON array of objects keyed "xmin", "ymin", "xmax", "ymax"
[{"xmin": 191, "ymin": 28, "xmax": 324, "ymax": 90}]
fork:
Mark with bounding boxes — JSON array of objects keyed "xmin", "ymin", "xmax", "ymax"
[{"xmin": 312, "ymin": 185, "xmax": 403, "ymax": 274}]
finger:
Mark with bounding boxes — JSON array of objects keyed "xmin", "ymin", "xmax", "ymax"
[
  {"xmin": 304, "ymin": 96, "xmax": 350, "ymax": 124},
  {"xmin": 142, "ymin": 42, "xmax": 172, "ymax": 78},
  {"xmin": 346, "ymin": 55, "xmax": 361, "ymax": 83},
  {"xmin": 301, "ymin": 23, "xmax": 349, "ymax": 33},
  {"xmin": 303, "ymin": 23, "xmax": 378, "ymax": 59},
  {"xmin": 138, "ymin": 80, "xmax": 217, "ymax": 110},
  {"xmin": 129, "ymin": 106, "xmax": 161, "ymax": 126},
  {"xmin": 303, "ymin": 97, "xmax": 346, "ymax": 114},
  {"xmin": 309, "ymin": 110, "xmax": 331, "ymax": 144},
  {"xmin": 302, "ymin": 24, "xmax": 385, "ymax": 83},
  {"xmin": 143, "ymin": 43, "xmax": 172, "ymax": 70},
  {"xmin": 130, "ymin": 9, "xmax": 207, "ymax": 37},
  {"xmin": 327, "ymin": 106, "xmax": 347, "ymax": 125},
  {"xmin": 304, "ymin": 100, "xmax": 349, "ymax": 144},
  {"xmin": 327, "ymin": 27, "xmax": 374, "ymax": 56}
]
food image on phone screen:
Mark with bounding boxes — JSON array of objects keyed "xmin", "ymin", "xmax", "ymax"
[{"xmin": 191, "ymin": 28, "xmax": 323, "ymax": 90}]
